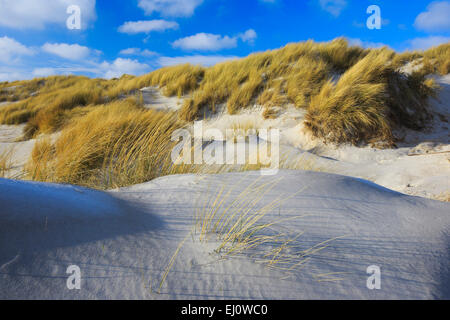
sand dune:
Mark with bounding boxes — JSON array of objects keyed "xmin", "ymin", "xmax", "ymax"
[{"xmin": 1, "ymin": 171, "xmax": 449, "ymax": 299}]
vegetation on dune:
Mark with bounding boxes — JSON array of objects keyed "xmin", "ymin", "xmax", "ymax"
[
  {"xmin": 146, "ymin": 39, "xmax": 446, "ymax": 145},
  {"xmin": 0, "ymin": 147, "xmax": 14, "ymax": 178},
  {"xmin": 26, "ymin": 99, "xmax": 318, "ymax": 189},
  {"xmin": 393, "ymin": 42, "xmax": 450, "ymax": 76},
  {"xmin": 305, "ymin": 49, "xmax": 437, "ymax": 144},
  {"xmin": 1, "ymin": 38, "xmax": 449, "ymax": 188},
  {"xmin": 1, "ymin": 39, "xmax": 447, "ymax": 144},
  {"xmin": 177, "ymin": 38, "xmax": 368, "ymax": 121},
  {"xmin": 26, "ymin": 99, "xmax": 185, "ymax": 189}
]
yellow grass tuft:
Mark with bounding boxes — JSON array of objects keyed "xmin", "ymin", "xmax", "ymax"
[
  {"xmin": 305, "ymin": 48, "xmax": 438, "ymax": 145},
  {"xmin": 26, "ymin": 100, "xmax": 186, "ymax": 188}
]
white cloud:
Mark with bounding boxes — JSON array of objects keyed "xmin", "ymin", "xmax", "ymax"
[
  {"xmin": 119, "ymin": 48, "xmax": 158, "ymax": 57},
  {"xmin": 118, "ymin": 20, "xmax": 178, "ymax": 34},
  {"xmin": 0, "ymin": 36, "xmax": 34, "ymax": 63},
  {"xmin": 407, "ymin": 36, "xmax": 450, "ymax": 50},
  {"xmin": 138, "ymin": 0, "xmax": 203, "ymax": 17},
  {"xmin": 42, "ymin": 43, "xmax": 92, "ymax": 60},
  {"xmin": 0, "ymin": 40, "xmax": 150, "ymax": 81},
  {"xmin": 0, "ymin": 0, "xmax": 96, "ymax": 29},
  {"xmin": 172, "ymin": 33, "xmax": 237, "ymax": 51},
  {"xmin": 319, "ymin": 0, "xmax": 347, "ymax": 17},
  {"xmin": 239, "ymin": 29, "xmax": 258, "ymax": 44},
  {"xmin": 99, "ymin": 58, "xmax": 150, "ymax": 79},
  {"xmin": 32, "ymin": 68, "xmax": 56, "ymax": 77},
  {"xmin": 414, "ymin": 1, "xmax": 450, "ymax": 32},
  {"xmin": 172, "ymin": 29, "xmax": 257, "ymax": 51},
  {"xmin": 157, "ymin": 55, "xmax": 239, "ymax": 67},
  {"xmin": 0, "ymin": 71, "xmax": 31, "ymax": 82}
]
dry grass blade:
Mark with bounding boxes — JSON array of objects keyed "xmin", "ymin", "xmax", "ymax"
[
  {"xmin": 0, "ymin": 147, "xmax": 14, "ymax": 177},
  {"xmin": 158, "ymin": 232, "xmax": 191, "ymax": 293},
  {"xmin": 193, "ymin": 176, "xmax": 317, "ymax": 272}
]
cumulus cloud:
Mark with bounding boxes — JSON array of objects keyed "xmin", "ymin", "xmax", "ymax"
[
  {"xmin": 239, "ymin": 29, "xmax": 258, "ymax": 44},
  {"xmin": 32, "ymin": 68, "xmax": 57, "ymax": 77},
  {"xmin": 42, "ymin": 43, "xmax": 93, "ymax": 60},
  {"xmin": 31, "ymin": 58, "xmax": 150, "ymax": 80},
  {"xmin": 119, "ymin": 48, "xmax": 158, "ymax": 57},
  {"xmin": 0, "ymin": 36, "xmax": 34, "ymax": 63},
  {"xmin": 414, "ymin": 1, "xmax": 450, "ymax": 32},
  {"xmin": 138, "ymin": 0, "xmax": 204, "ymax": 17},
  {"xmin": 118, "ymin": 20, "xmax": 178, "ymax": 34},
  {"xmin": 319, "ymin": 0, "xmax": 347, "ymax": 17},
  {"xmin": 172, "ymin": 33, "xmax": 237, "ymax": 51},
  {"xmin": 0, "ymin": 0, "xmax": 96, "ymax": 29},
  {"xmin": 157, "ymin": 55, "xmax": 239, "ymax": 67},
  {"xmin": 407, "ymin": 36, "xmax": 450, "ymax": 50},
  {"xmin": 172, "ymin": 29, "xmax": 257, "ymax": 51},
  {"xmin": 0, "ymin": 71, "xmax": 31, "ymax": 82},
  {"xmin": 99, "ymin": 58, "xmax": 150, "ymax": 79},
  {"xmin": 0, "ymin": 38, "xmax": 149, "ymax": 81}
]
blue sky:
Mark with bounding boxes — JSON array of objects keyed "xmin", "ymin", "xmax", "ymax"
[{"xmin": 0, "ymin": 0, "xmax": 449, "ymax": 81}]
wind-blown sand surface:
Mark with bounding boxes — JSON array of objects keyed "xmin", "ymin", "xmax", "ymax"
[{"xmin": 1, "ymin": 170, "xmax": 449, "ymax": 299}]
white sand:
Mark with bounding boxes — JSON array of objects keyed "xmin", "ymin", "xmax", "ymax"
[
  {"xmin": 141, "ymin": 86, "xmax": 183, "ymax": 112},
  {"xmin": 0, "ymin": 125, "xmax": 34, "ymax": 179},
  {"xmin": 187, "ymin": 74, "xmax": 450, "ymax": 201},
  {"xmin": 1, "ymin": 170, "xmax": 449, "ymax": 299}
]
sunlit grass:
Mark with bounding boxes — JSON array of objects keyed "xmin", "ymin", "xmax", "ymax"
[
  {"xmin": 0, "ymin": 146, "xmax": 14, "ymax": 178},
  {"xmin": 305, "ymin": 48, "xmax": 438, "ymax": 145}
]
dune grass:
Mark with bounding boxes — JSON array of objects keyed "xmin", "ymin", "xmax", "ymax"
[
  {"xmin": 2, "ymin": 38, "xmax": 447, "ymax": 146},
  {"xmin": 176, "ymin": 38, "xmax": 367, "ymax": 121},
  {"xmin": 192, "ymin": 176, "xmax": 340, "ymax": 272},
  {"xmin": 194, "ymin": 177, "xmax": 295, "ymax": 258},
  {"xmin": 0, "ymin": 76, "xmax": 106, "ymax": 138},
  {"xmin": 26, "ymin": 99, "xmax": 187, "ymax": 188},
  {"xmin": 0, "ymin": 75, "xmax": 149, "ymax": 139},
  {"xmin": 26, "ymin": 97, "xmax": 320, "ymax": 189},
  {"xmin": 157, "ymin": 175, "xmax": 344, "ymax": 293},
  {"xmin": 0, "ymin": 147, "xmax": 14, "ymax": 178},
  {"xmin": 305, "ymin": 48, "xmax": 438, "ymax": 145},
  {"xmin": 393, "ymin": 42, "xmax": 450, "ymax": 76},
  {"xmin": 152, "ymin": 39, "xmax": 444, "ymax": 145}
]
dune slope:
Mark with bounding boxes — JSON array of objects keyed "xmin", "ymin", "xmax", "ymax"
[{"xmin": 1, "ymin": 170, "xmax": 449, "ymax": 299}]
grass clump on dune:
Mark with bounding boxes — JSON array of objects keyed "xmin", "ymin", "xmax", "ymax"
[
  {"xmin": 193, "ymin": 176, "xmax": 337, "ymax": 272},
  {"xmin": 26, "ymin": 99, "xmax": 186, "ymax": 189},
  {"xmin": 305, "ymin": 48, "xmax": 438, "ymax": 145}
]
